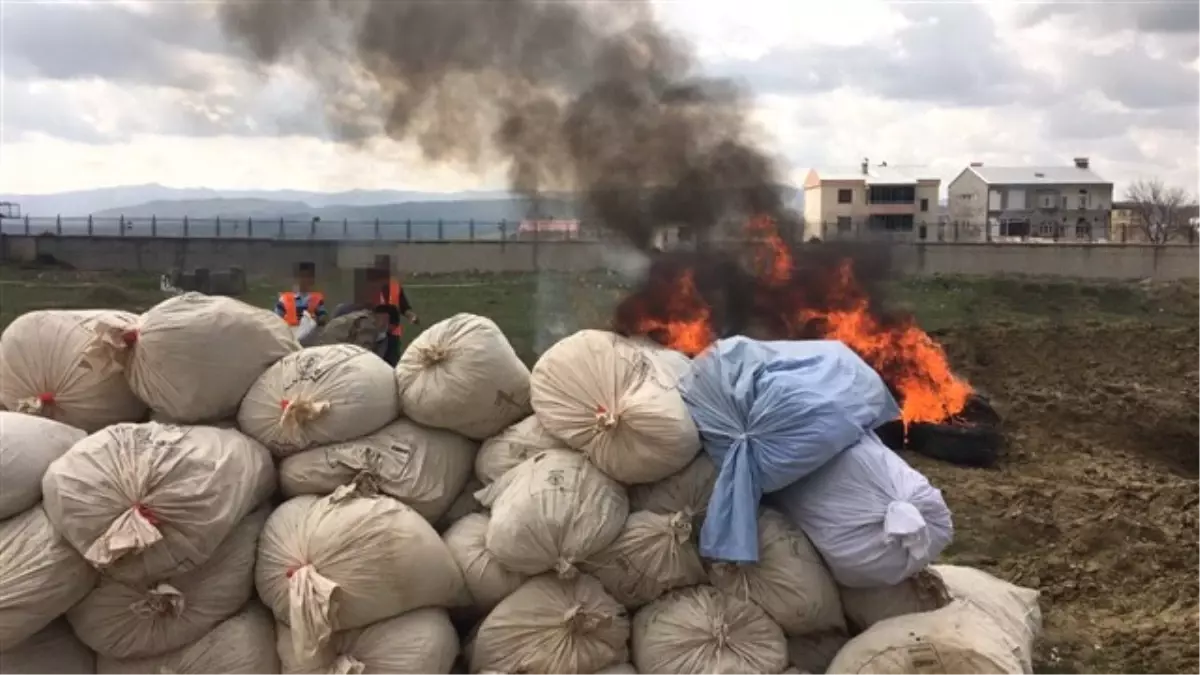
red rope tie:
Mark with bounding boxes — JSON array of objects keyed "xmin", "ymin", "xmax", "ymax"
[
  {"xmin": 595, "ymin": 404, "xmax": 607, "ymax": 414},
  {"xmin": 36, "ymin": 392, "xmax": 56, "ymax": 405},
  {"xmin": 134, "ymin": 503, "xmax": 160, "ymax": 526},
  {"xmin": 280, "ymin": 398, "xmax": 291, "ymax": 411},
  {"xmin": 286, "ymin": 566, "xmax": 299, "ymax": 579},
  {"xmin": 122, "ymin": 329, "xmax": 139, "ymax": 347}
]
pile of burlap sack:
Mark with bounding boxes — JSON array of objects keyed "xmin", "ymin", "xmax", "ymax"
[{"xmin": 0, "ymin": 293, "xmax": 1043, "ymax": 674}]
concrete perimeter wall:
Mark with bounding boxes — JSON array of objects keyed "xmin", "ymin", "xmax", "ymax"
[{"xmin": 2, "ymin": 234, "xmax": 1196, "ymax": 281}]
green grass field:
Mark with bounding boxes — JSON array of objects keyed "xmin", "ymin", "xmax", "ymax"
[{"xmin": 0, "ymin": 264, "xmax": 1194, "ymax": 362}]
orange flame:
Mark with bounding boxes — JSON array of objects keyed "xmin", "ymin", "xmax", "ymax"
[{"xmin": 617, "ymin": 216, "xmax": 973, "ymax": 425}]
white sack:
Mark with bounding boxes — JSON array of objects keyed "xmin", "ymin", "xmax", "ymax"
[
  {"xmin": 98, "ymin": 602, "xmax": 279, "ymax": 674},
  {"xmin": 436, "ymin": 476, "xmax": 485, "ymax": 532},
  {"xmin": 842, "ymin": 564, "xmax": 1042, "ymax": 671},
  {"xmin": 395, "ymin": 314, "xmax": 531, "ymax": 440},
  {"xmin": 68, "ymin": 507, "xmax": 268, "ymax": 659},
  {"xmin": 239, "ymin": 344, "xmax": 400, "ymax": 457},
  {"xmin": 707, "ymin": 509, "xmax": 844, "ymax": 636},
  {"xmin": 627, "ymin": 453, "xmax": 716, "ymax": 523},
  {"xmin": 530, "ymin": 330, "xmax": 700, "ymax": 484},
  {"xmin": 470, "ymin": 574, "xmax": 630, "ymax": 675},
  {"xmin": 476, "ymin": 415, "xmax": 567, "ymax": 484},
  {"xmin": 280, "ymin": 418, "xmax": 477, "ymax": 523},
  {"xmin": 444, "ymin": 513, "xmax": 526, "ymax": 614},
  {"xmin": 581, "ymin": 510, "xmax": 704, "ymax": 609},
  {"xmin": 41, "ymin": 422, "xmax": 275, "ymax": 583},
  {"xmin": 278, "ymin": 608, "xmax": 459, "ymax": 674},
  {"xmin": 122, "ymin": 293, "xmax": 300, "ymax": 423},
  {"xmin": 0, "ymin": 411, "xmax": 85, "ymax": 519},
  {"xmin": 0, "ymin": 619, "xmax": 95, "ymax": 674},
  {"xmin": 598, "ymin": 665, "xmax": 638, "ymax": 674},
  {"xmin": 477, "ymin": 449, "xmax": 628, "ymax": 576},
  {"xmin": 256, "ymin": 493, "xmax": 465, "ymax": 664},
  {"xmin": 0, "ymin": 310, "xmax": 146, "ymax": 432},
  {"xmin": 787, "ymin": 630, "xmax": 848, "ymax": 675},
  {"xmin": 631, "ymin": 585, "xmax": 788, "ymax": 675},
  {"xmin": 826, "ymin": 601, "xmax": 1025, "ymax": 674},
  {"xmin": 0, "ymin": 505, "xmax": 97, "ymax": 649},
  {"xmin": 773, "ymin": 432, "xmax": 953, "ymax": 588}
]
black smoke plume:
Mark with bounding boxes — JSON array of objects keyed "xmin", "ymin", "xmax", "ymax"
[{"xmin": 216, "ymin": 0, "xmax": 795, "ymax": 249}]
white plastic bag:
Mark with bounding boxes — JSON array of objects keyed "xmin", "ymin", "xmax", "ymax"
[
  {"xmin": 41, "ymin": 422, "xmax": 276, "ymax": 583},
  {"xmin": 471, "ymin": 574, "xmax": 630, "ymax": 675},
  {"xmin": 773, "ymin": 432, "xmax": 953, "ymax": 587},
  {"xmin": 707, "ymin": 509, "xmax": 844, "ymax": 636},
  {"xmin": 293, "ymin": 312, "xmax": 319, "ymax": 345},
  {"xmin": 476, "ymin": 415, "xmax": 567, "ymax": 484},
  {"xmin": 0, "ymin": 411, "xmax": 85, "ymax": 519},
  {"xmin": 530, "ymin": 330, "xmax": 700, "ymax": 484},
  {"xmin": 238, "ymin": 344, "xmax": 400, "ymax": 457},
  {"xmin": 122, "ymin": 293, "xmax": 300, "ymax": 423},
  {"xmin": 279, "ymin": 418, "xmax": 477, "ymax": 523},
  {"xmin": 631, "ymin": 585, "xmax": 788, "ymax": 675},
  {"xmin": 396, "ymin": 314, "xmax": 531, "ymax": 440},
  {"xmin": 255, "ymin": 493, "xmax": 465, "ymax": 664},
  {"xmin": 0, "ymin": 310, "xmax": 147, "ymax": 432},
  {"xmin": 0, "ymin": 506, "xmax": 98, "ymax": 649},
  {"xmin": 581, "ymin": 510, "xmax": 705, "ymax": 609},
  {"xmin": 68, "ymin": 507, "xmax": 267, "ymax": 659},
  {"xmin": 97, "ymin": 602, "xmax": 279, "ymax": 674},
  {"xmin": 279, "ymin": 607, "xmax": 459, "ymax": 674},
  {"xmin": 0, "ymin": 620, "xmax": 95, "ymax": 674},
  {"xmin": 444, "ymin": 513, "xmax": 527, "ymax": 614},
  {"xmin": 826, "ymin": 601, "xmax": 1025, "ymax": 674},
  {"xmin": 477, "ymin": 449, "xmax": 628, "ymax": 577}
]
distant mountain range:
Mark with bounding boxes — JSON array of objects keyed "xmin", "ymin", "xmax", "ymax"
[{"xmin": 3, "ymin": 183, "xmax": 803, "ymax": 225}]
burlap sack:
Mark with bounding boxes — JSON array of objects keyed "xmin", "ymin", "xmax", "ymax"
[
  {"xmin": 477, "ymin": 449, "xmax": 628, "ymax": 576},
  {"xmin": 256, "ymin": 493, "xmax": 465, "ymax": 664},
  {"xmin": 581, "ymin": 510, "xmax": 705, "ymax": 609},
  {"xmin": 841, "ymin": 564, "xmax": 1041, "ymax": 671},
  {"xmin": 530, "ymin": 330, "xmax": 700, "ymax": 484},
  {"xmin": 628, "ymin": 452, "xmax": 715, "ymax": 516},
  {"xmin": 471, "ymin": 574, "xmax": 630, "ymax": 674},
  {"xmin": 315, "ymin": 310, "xmax": 382, "ymax": 352},
  {"xmin": 278, "ymin": 608, "xmax": 459, "ymax": 674},
  {"xmin": 787, "ymin": 630, "xmax": 848, "ymax": 674},
  {"xmin": 598, "ymin": 664, "xmax": 638, "ymax": 674},
  {"xmin": 396, "ymin": 314, "xmax": 531, "ymax": 440},
  {"xmin": 239, "ymin": 344, "xmax": 400, "ymax": 457},
  {"xmin": 0, "ymin": 411, "xmax": 85, "ymax": 519},
  {"xmin": 0, "ymin": 310, "xmax": 146, "ymax": 432},
  {"xmin": 121, "ymin": 293, "xmax": 299, "ymax": 423},
  {"xmin": 436, "ymin": 476, "xmax": 485, "ymax": 532},
  {"xmin": 707, "ymin": 509, "xmax": 845, "ymax": 636},
  {"xmin": 631, "ymin": 585, "xmax": 788, "ymax": 675},
  {"xmin": 0, "ymin": 505, "xmax": 97, "ymax": 649},
  {"xmin": 97, "ymin": 602, "xmax": 279, "ymax": 674},
  {"xmin": 280, "ymin": 418, "xmax": 477, "ymax": 523},
  {"xmin": 0, "ymin": 619, "xmax": 95, "ymax": 674},
  {"xmin": 67, "ymin": 507, "xmax": 268, "ymax": 659},
  {"xmin": 476, "ymin": 415, "xmax": 567, "ymax": 485},
  {"xmin": 444, "ymin": 513, "xmax": 527, "ymax": 614},
  {"xmin": 826, "ymin": 601, "xmax": 1025, "ymax": 674},
  {"xmin": 41, "ymin": 422, "xmax": 275, "ymax": 583}
]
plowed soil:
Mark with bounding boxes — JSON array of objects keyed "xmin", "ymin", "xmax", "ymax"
[{"xmin": 909, "ymin": 321, "xmax": 1198, "ymax": 674}]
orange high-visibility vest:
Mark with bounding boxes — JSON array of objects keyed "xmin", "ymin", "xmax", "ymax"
[
  {"xmin": 280, "ymin": 291, "xmax": 324, "ymax": 326},
  {"xmin": 379, "ymin": 280, "xmax": 403, "ymax": 337}
]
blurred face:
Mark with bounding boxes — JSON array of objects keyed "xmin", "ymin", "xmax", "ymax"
[{"xmin": 296, "ymin": 271, "xmax": 315, "ymax": 292}]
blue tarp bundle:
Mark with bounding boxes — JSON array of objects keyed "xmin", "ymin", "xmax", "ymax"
[{"xmin": 680, "ymin": 337, "xmax": 901, "ymax": 562}]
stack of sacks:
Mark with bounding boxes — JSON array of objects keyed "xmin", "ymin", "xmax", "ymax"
[
  {"xmin": 98, "ymin": 603, "xmax": 280, "ymax": 674},
  {"xmin": 475, "ymin": 415, "xmax": 568, "ymax": 485},
  {"xmin": 38, "ymin": 422, "xmax": 276, "ymax": 672},
  {"xmin": 0, "ymin": 310, "xmax": 147, "ymax": 430},
  {"xmin": 0, "ymin": 414, "xmax": 96, "ymax": 665}
]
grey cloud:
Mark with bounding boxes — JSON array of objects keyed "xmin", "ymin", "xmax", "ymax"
[
  {"xmin": 1083, "ymin": 45, "xmax": 1200, "ymax": 109},
  {"xmin": 1023, "ymin": 0, "xmax": 1199, "ymax": 35}
]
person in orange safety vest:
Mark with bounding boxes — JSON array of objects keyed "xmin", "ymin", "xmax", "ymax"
[
  {"xmin": 274, "ymin": 261, "xmax": 328, "ymax": 327},
  {"xmin": 368, "ymin": 259, "xmax": 419, "ymax": 366}
]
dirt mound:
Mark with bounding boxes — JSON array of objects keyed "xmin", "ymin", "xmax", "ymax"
[{"xmin": 910, "ymin": 322, "xmax": 1198, "ymax": 673}]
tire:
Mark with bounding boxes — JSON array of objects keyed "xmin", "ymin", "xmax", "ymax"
[{"xmin": 907, "ymin": 422, "xmax": 1001, "ymax": 468}]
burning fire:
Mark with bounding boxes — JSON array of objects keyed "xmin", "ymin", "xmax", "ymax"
[{"xmin": 615, "ymin": 216, "xmax": 973, "ymax": 425}]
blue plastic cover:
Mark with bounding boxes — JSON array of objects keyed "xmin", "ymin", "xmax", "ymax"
[{"xmin": 680, "ymin": 337, "xmax": 901, "ymax": 562}]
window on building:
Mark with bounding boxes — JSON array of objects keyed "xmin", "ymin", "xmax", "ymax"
[
  {"xmin": 1078, "ymin": 190, "xmax": 1089, "ymax": 209},
  {"xmin": 867, "ymin": 214, "xmax": 915, "ymax": 231},
  {"xmin": 837, "ymin": 189, "xmax": 853, "ymax": 204},
  {"xmin": 920, "ymin": 198, "xmax": 929, "ymax": 212},
  {"xmin": 1075, "ymin": 218, "xmax": 1091, "ymax": 239},
  {"xmin": 1002, "ymin": 219, "xmax": 1031, "ymax": 237},
  {"xmin": 867, "ymin": 185, "xmax": 916, "ymax": 204}
]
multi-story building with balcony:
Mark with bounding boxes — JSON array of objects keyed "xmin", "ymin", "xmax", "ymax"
[
  {"xmin": 802, "ymin": 160, "xmax": 941, "ymax": 241},
  {"xmin": 947, "ymin": 158, "xmax": 1113, "ymax": 241}
]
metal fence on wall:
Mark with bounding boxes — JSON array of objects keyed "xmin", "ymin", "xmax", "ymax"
[{"xmin": 2, "ymin": 214, "xmax": 1196, "ymax": 246}]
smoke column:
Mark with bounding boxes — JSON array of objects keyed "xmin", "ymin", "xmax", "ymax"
[{"xmin": 216, "ymin": 0, "xmax": 795, "ymax": 248}]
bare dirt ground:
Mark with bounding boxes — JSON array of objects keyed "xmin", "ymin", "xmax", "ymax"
[{"xmin": 910, "ymin": 321, "xmax": 1199, "ymax": 674}]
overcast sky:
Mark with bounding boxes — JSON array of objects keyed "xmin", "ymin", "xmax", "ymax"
[{"xmin": 1, "ymin": 0, "xmax": 1196, "ymax": 196}]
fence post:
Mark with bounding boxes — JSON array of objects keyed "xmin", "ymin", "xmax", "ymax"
[
  {"xmin": 55, "ymin": 215, "xmax": 62, "ymax": 236},
  {"xmin": 183, "ymin": 216, "xmax": 189, "ymax": 238},
  {"xmin": 87, "ymin": 215, "xmax": 94, "ymax": 236},
  {"xmin": 309, "ymin": 218, "xmax": 317, "ymax": 240},
  {"xmin": 119, "ymin": 215, "xmax": 126, "ymax": 237},
  {"xmin": 405, "ymin": 219, "xmax": 412, "ymax": 242},
  {"xmin": 437, "ymin": 218, "xmax": 444, "ymax": 240},
  {"xmin": 342, "ymin": 218, "xmax": 349, "ymax": 238},
  {"xmin": 22, "ymin": 215, "xmax": 29, "ymax": 235},
  {"xmin": 278, "ymin": 217, "xmax": 285, "ymax": 239},
  {"xmin": 247, "ymin": 217, "xmax": 254, "ymax": 238},
  {"xmin": 499, "ymin": 219, "xmax": 507, "ymax": 248},
  {"xmin": 214, "ymin": 217, "xmax": 222, "ymax": 238},
  {"xmin": 151, "ymin": 215, "xmax": 157, "ymax": 237},
  {"xmin": 374, "ymin": 218, "xmax": 381, "ymax": 240},
  {"xmin": 469, "ymin": 219, "xmax": 476, "ymax": 240}
]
